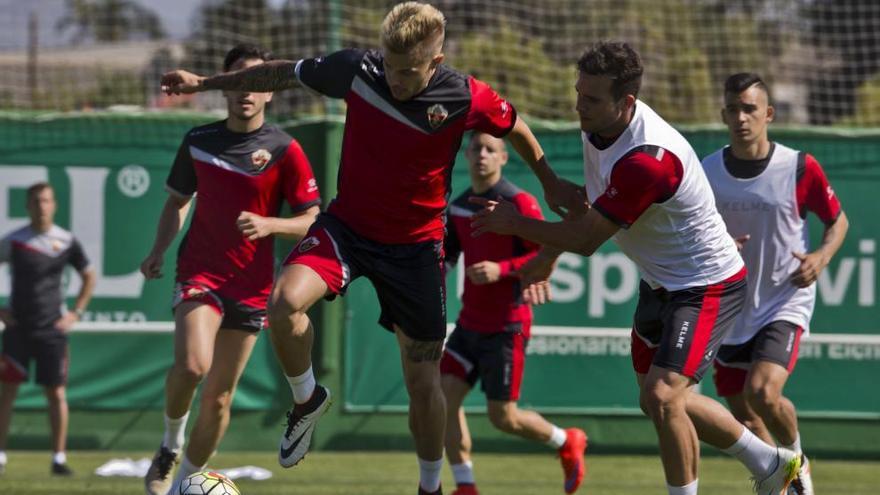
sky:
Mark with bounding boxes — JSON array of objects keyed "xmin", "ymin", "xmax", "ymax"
[{"xmin": 0, "ymin": 0, "xmax": 291, "ymax": 49}]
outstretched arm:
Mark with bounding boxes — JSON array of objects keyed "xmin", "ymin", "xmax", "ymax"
[
  {"xmin": 470, "ymin": 197, "xmax": 619, "ymax": 257},
  {"xmin": 506, "ymin": 118, "xmax": 589, "ymax": 219},
  {"xmin": 161, "ymin": 60, "xmax": 299, "ymax": 94}
]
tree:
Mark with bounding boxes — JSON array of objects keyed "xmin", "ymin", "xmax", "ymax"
[{"xmin": 55, "ymin": 0, "xmax": 165, "ymax": 44}]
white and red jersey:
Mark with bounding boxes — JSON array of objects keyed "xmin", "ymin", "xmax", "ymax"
[
  {"xmin": 582, "ymin": 101, "xmax": 743, "ymax": 291},
  {"xmin": 703, "ymin": 143, "xmax": 842, "ymax": 344},
  {"xmin": 167, "ymin": 121, "xmax": 320, "ymax": 307},
  {"xmin": 294, "ymin": 49, "xmax": 517, "ymax": 244}
]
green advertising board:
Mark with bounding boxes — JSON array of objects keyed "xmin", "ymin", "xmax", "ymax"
[{"xmin": 0, "ymin": 114, "xmax": 877, "ymax": 420}]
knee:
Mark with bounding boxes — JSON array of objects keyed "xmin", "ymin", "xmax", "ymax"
[
  {"xmin": 200, "ymin": 389, "xmax": 234, "ymax": 417},
  {"xmin": 640, "ymin": 383, "xmax": 683, "ymax": 421},
  {"xmin": 746, "ymin": 383, "xmax": 780, "ymax": 413},
  {"xmin": 268, "ymin": 288, "xmax": 309, "ymax": 333},
  {"xmin": 488, "ymin": 407, "xmax": 519, "ymax": 433},
  {"xmin": 170, "ymin": 362, "xmax": 208, "ymax": 386},
  {"xmin": 44, "ymin": 386, "xmax": 65, "ymax": 403},
  {"xmin": 404, "ymin": 371, "xmax": 441, "ymax": 402}
]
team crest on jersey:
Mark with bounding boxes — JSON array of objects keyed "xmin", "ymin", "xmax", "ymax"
[
  {"xmin": 51, "ymin": 240, "xmax": 62, "ymax": 252},
  {"xmin": 298, "ymin": 236, "xmax": 320, "ymax": 253},
  {"xmin": 250, "ymin": 149, "xmax": 272, "ymax": 171},
  {"xmin": 427, "ymin": 104, "xmax": 449, "ymax": 129}
]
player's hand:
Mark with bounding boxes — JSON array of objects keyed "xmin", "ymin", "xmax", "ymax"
[
  {"xmin": 160, "ymin": 69, "xmax": 206, "ymax": 95},
  {"xmin": 0, "ymin": 307, "xmax": 16, "ymax": 327},
  {"xmin": 791, "ymin": 251, "xmax": 827, "ymax": 288},
  {"xmin": 733, "ymin": 234, "xmax": 750, "ymax": 251},
  {"xmin": 54, "ymin": 312, "xmax": 79, "ymax": 333},
  {"xmin": 469, "ymin": 196, "xmax": 522, "ymax": 236},
  {"xmin": 522, "ymin": 280, "xmax": 552, "ymax": 305},
  {"xmin": 516, "ymin": 252, "xmax": 557, "ymax": 305},
  {"xmin": 237, "ymin": 211, "xmax": 273, "ymax": 241},
  {"xmin": 140, "ymin": 252, "xmax": 164, "ymax": 279},
  {"xmin": 465, "ymin": 261, "xmax": 502, "ymax": 285},
  {"xmin": 543, "ymin": 177, "xmax": 588, "ymax": 219}
]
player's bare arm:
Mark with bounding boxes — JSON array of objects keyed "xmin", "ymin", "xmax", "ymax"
[
  {"xmin": 470, "ymin": 196, "xmax": 618, "ymax": 257},
  {"xmin": 140, "ymin": 194, "xmax": 192, "ymax": 279},
  {"xmin": 791, "ymin": 210, "xmax": 849, "ymax": 287},
  {"xmin": 236, "ymin": 205, "xmax": 320, "ymax": 241},
  {"xmin": 55, "ymin": 267, "xmax": 96, "ymax": 332},
  {"xmin": 506, "ymin": 118, "xmax": 587, "ymax": 218},
  {"xmin": 161, "ymin": 60, "xmax": 299, "ymax": 95}
]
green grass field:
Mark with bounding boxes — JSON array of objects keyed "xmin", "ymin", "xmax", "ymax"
[{"xmin": 0, "ymin": 451, "xmax": 877, "ymax": 494}]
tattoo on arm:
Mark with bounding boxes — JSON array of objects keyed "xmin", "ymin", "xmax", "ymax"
[
  {"xmin": 203, "ymin": 60, "xmax": 298, "ymax": 92},
  {"xmin": 404, "ymin": 340, "xmax": 443, "ymax": 363}
]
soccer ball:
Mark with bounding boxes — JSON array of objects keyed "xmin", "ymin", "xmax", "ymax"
[{"xmin": 177, "ymin": 471, "xmax": 241, "ymax": 495}]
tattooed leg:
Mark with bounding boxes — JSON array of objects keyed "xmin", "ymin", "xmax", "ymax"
[{"xmin": 395, "ymin": 326, "xmax": 446, "ymax": 462}]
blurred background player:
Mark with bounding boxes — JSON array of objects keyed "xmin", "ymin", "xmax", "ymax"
[
  {"xmin": 159, "ymin": 3, "xmax": 555, "ymax": 494},
  {"xmin": 140, "ymin": 43, "xmax": 320, "ymax": 494},
  {"xmin": 0, "ymin": 182, "xmax": 96, "ymax": 476},
  {"xmin": 470, "ymin": 41, "xmax": 802, "ymax": 495},
  {"xmin": 441, "ymin": 131, "xmax": 587, "ymax": 495},
  {"xmin": 703, "ymin": 73, "xmax": 850, "ymax": 495}
]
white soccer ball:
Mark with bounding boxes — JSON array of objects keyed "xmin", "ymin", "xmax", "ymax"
[{"xmin": 177, "ymin": 471, "xmax": 241, "ymax": 495}]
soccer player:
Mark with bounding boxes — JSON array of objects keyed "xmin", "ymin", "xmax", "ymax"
[
  {"xmin": 703, "ymin": 73, "xmax": 849, "ymax": 495},
  {"xmin": 441, "ymin": 132, "xmax": 587, "ymax": 495},
  {"xmin": 140, "ymin": 44, "xmax": 320, "ymax": 495},
  {"xmin": 471, "ymin": 41, "xmax": 801, "ymax": 495},
  {"xmin": 159, "ymin": 3, "xmax": 556, "ymax": 493},
  {"xmin": 0, "ymin": 182, "xmax": 96, "ymax": 476}
]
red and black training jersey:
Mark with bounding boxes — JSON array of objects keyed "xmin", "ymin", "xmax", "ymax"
[
  {"xmin": 0, "ymin": 225, "xmax": 91, "ymax": 331},
  {"xmin": 445, "ymin": 179, "xmax": 543, "ymax": 335},
  {"xmin": 167, "ymin": 121, "xmax": 320, "ymax": 306},
  {"xmin": 295, "ymin": 49, "xmax": 517, "ymax": 244}
]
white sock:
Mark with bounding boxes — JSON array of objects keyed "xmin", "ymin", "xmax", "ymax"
[
  {"xmin": 722, "ymin": 426, "xmax": 778, "ymax": 478},
  {"xmin": 288, "ymin": 366, "xmax": 316, "ymax": 405},
  {"xmin": 451, "ymin": 460, "xmax": 475, "ymax": 485},
  {"xmin": 52, "ymin": 452, "xmax": 67, "ymax": 465},
  {"xmin": 172, "ymin": 454, "xmax": 205, "ymax": 491},
  {"xmin": 418, "ymin": 457, "xmax": 443, "ymax": 492},
  {"xmin": 163, "ymin": 411, "xmax": 190, "ymax": 453},
  {"xmin": 781, "ymin": 433, "xmax": 802, "ymax": 455},
  {"xmin": 667, "ymin": 479, "xmax": 698, "ymax": 495},
  {"xmin": 546, "ymin": 425, "xmax": 567, "ymax": 449},
  {"xmin": 0, "ymin": 451, "xmax": 7, "ymax": 465}
]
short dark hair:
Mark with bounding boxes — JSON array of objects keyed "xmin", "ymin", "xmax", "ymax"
[
  {"xmin": 724, "ymin": 72, "xmax": 771, "ymax": 101},
  {"xmin": 577, "ymin": 41, "xmax": 643, "ymax": 100},
  {"xmin": 26, "ymin": 182, "xmax": 53, "ymax": 202},
  {"xmin": 223, "ymin": 43, "xmax": 273, "ymax": 72}
]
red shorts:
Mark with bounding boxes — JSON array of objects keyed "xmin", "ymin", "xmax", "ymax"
[
  {"xmin": 713, "ymin": 320, "xmax": 804, "ymax": 397},
  {"xmin": 631, "ymin": 268, "xmax": 747, "ymax": 382},
  {"xmin": 440, "ymin": 322, "xmax": 530, "ymax": 401}
]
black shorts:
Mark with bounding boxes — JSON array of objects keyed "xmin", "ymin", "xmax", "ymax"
[
  {"xmin": 713, "ymin": 320, "xmax": 804, "ymax": 397},
  {"xmin": 172, "ymin": 281, "xmax": 267, "ymax": 333},
  {"xmin": 630, "ymin": 268, "xmax": 747, "ymax": 382},
  {"xmin": 439, "ymin": 323, "xmax": 529, "ymax": 401},
  {"xmin": 1, "ymin": 328, "xmax": 69, "ymax": 386},
  {"xmin": 284, "ymin": 213, "xmax": 447, "ymax": 342}
]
